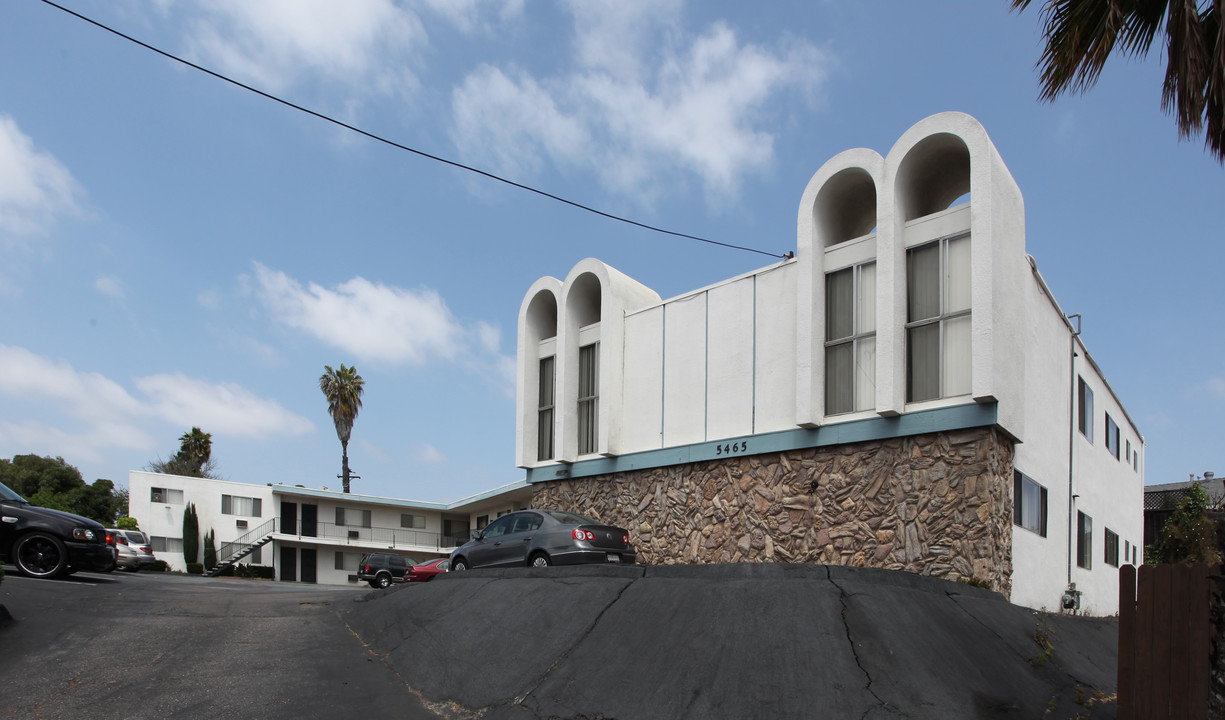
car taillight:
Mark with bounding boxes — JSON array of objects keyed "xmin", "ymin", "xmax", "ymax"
[
  {"xmin": 139, "ymin": 546, "xmax": 152, "ymax": 553},
  {"xmin": 571, "ymin": 529, "xmax": 595, "ymax": 541},
  {"xmin": 623, "ymin": 534, "xmax": 630, "ymax": 545}
]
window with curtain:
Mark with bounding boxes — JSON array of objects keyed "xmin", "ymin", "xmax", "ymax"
[
  {"xmin": 577, "ymin": 343, "xmax": 599, "ymax": 455},
  {"xmin": 825, "ymin": 262, "xmax": 876, "ymax": 415},
  {"xmin": 1077, "ymin": 511, "xmax": 1093, "ymax": 569},
  {"xmin": 537, "ymin": 356, "xmax": 555, "ymax": 461},
  {"xmin": 906, "ymin": 234, "xmax": 971, "ymax": 403},
  {"xmin": 221, "ymin": 494, "xmax": 262, "ymax": 517},
  {"xmin": 1105, "ymin": 414, "xmax": 1120, "ymax": 459},
  {"xmin": 1104, "ymin": 528, "xmax": 1119, "ymax": 567},
  {"xmin": 1078, "ymin": 376, "xmax": 1094, "ymax": 442},
  {"xmin": 335, "ymin": 507, "xmax": 372, "ymax": 528},
  {"xmin": 1012, "ymin": 470, "xmax": 1047, "ymax": 537}
]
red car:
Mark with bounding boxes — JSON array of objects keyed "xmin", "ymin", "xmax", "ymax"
[{"xmin": 404, "ymin": 558, "xmax": 450, "ymax": 582}]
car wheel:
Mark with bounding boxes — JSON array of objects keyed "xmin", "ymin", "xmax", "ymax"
[
  {"xmin": 529, "ymin": 552, "xmax": 551, "ymax": 568},
  {"xmin": 377, "ymin": 573, "xmax": 392, "ymax": 589},
  {"xmin": 13, "ymin": 532, "xmax": 70, "ymax": 579},
  {"xmin": 452, "ymin": 558, "xmax": 468, "ymax": 571}
]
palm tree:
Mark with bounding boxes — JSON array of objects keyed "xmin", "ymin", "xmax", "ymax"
[
  {"xmin": 319, "ymin": 364, "xmax": 365, "ymax": 493},
  {"xmin": 1012, "ymin": 0, "xmax": 1224, "ymax": 163},
  {"xmin": 177, "ymin": 427, "xmax": 212, "ymax": 473}
]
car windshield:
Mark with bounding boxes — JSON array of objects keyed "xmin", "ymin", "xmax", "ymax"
[
  {"xmin": 544, "ymin": 510, "xmax": 598, "ymax": 526},
  {"xmin": 0, "ymin": 481, "xmax": 27, "ymax": 503}
]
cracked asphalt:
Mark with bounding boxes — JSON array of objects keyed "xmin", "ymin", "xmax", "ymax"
[{"xmin": 2, "ymin": 564, "xmax": 1120, "ymax": 719}]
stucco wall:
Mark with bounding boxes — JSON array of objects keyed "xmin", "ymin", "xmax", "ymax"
[{"xmin": 534, "ymin": 427, "xmax": 1015, "ymax": 597}]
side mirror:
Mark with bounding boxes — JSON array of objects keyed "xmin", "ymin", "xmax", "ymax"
[{"xmin": 473, "ymin": 529, "xmax": 485, "ymax": 541}]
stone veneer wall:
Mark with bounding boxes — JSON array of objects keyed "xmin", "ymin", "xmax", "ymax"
[{"xmin": 533, "ymin": 427, "xmax": 1015, "ymax": 598}]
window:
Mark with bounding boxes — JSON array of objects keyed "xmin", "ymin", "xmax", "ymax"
[
  {"xmin": 1105, "ymin": 528, "xmax": 1120, "ymax": 567},
  {"xmin": 1077, "ymin": 377, "xmax": 1094, "ymax": 442},
  {"xmin": 150, "ymin": 536, "xmax": 184, "ymax": 554},
  {"xmin": 1077, "ymin": 512, "xmax": 1093, "ymax": 569},
  {"xmin": 1124, "ymin": 540, "xmax": 1131, "ymax": 566},
  {"xmin": 150, "ymin": 487, "xmax": 184, "ymax": 504},
  {"xmin": 1133, "ymin": 545, "xmax": 1138, "ymax": 565},
  {"xmin": 335, "ymin": 551, "xmax": 360, "ymax": 571},
  {"xmin": 481, "ymin": 515, "xmax": 515, "ymax": 539},
  {"xmin": 400, "ymin": 514, "xmax": 426, "ymax": 530},
  {"xmin": 335, "ymin": 507, "xmax": 371, "ymax": 528},
  {"xmin": 1105, "ymin": 414, "xmax": 1120, "ymax": 459},
  {"xmin": 577, "ymin": 342, "xmax": 599, "ymax": 454},
  {"xmin": 221, "ymin": 494, "xmax": 262, "ymax": 517},
  {"xmin": 906, "ymin": 234, "xmax": 971, "ymax": 402},
  {"xmin": 476, "ymin": 514, "xmax": 489, "ymax": 530},
  {"xmin": 826, "ymin": 262, "xmax": 877, "ymax": 414},
  {"xmin": 538, "ymin": 356, "xmax": 555, "ymax": 461},
  {"xmin": 1012, "ymin": 471, "xmax": 1048, "ymax": 537},
  {"xmin": 1134, "ymin": 450, "xmax": 1140, "ymax": 472},
  {"xmin": 1126, "ymin": 439, "xmax": 1132, "ymax": 464}
]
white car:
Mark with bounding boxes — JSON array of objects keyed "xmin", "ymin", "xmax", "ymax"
[{"xmin": 107, "ymin": 528, "xmax": 158, "ymax": 570}]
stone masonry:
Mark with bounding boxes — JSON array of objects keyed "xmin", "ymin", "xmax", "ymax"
[{"xmin": 533, "ymin": 426, "xmax": 1015, "ymax": 598}]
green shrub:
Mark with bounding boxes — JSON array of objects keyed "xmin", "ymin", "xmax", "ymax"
[
  {"xmin": 115, "ymin": 517, "xmax": 138, "ymax": 530},
  {"xmin": 149, "ymin": 560, "xmax": 170, "ymax": 572},
  {"xmin": 186, "ymin": 562, "xmax": 204, "ymax": 575}
]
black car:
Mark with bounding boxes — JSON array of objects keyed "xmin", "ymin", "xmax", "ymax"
[
  {"xmin": 1, "ymin": 481, "xmax": 115, "ymax": 578},
  {"xmin": 357, "ymin": 552, "xmax": 417, "ymax": 588},
  {"xmin": 450, "ymin": 509, "xmax": 635, "ymax": 570}
]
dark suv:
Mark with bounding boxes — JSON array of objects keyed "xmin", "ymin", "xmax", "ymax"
[
  {"xmin": 357, "ymin": 552, "xmax": 416, "ymax": 588},
  {"xmin": 1, "ymin": 481, "xmax": 115, "ymax": 578}
]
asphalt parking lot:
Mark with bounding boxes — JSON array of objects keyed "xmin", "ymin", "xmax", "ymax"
[
  {"xmin": 2, "ymin": 563, "xmax": 1122, "ymax": 720},
  {"xmin": 0, "ymin": 568, "xmax": 438, "ymax": 720}
]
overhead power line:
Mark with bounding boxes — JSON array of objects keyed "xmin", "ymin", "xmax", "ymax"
[{"xmin": 39, "ymin": 0, "xmax": 788, "ymax": 260}]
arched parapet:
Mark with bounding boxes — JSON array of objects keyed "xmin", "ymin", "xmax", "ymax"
[
  {"xmin": 554, "ymin": 259, "xmax": 661, "ymax": 462},
  {"xmin": 796, "ymin": 148, "xmax": 885, "ymax": 427},
  {"xmin": 879, "ymin": 112, "xmax": 1027, "ymax": 438},
  {"xmin": 516, "ymin": 277, "xmax": 563, "ymax": 468}
]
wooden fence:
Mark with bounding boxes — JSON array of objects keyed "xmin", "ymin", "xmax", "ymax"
[{"xmin": 1118, "ymin": 563, "xmax": 1220, "ymax": 719}]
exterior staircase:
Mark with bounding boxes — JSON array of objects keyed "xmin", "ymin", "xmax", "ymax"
[{"xmin": 206, "ymin": 518, "xmax": 276, "ymax": 577}]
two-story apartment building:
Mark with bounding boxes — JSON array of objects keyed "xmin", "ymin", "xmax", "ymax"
[
  {"xmin": 514, "ymin": 112, "xmax": 1144, "ymax": 614},
  {"xmin": 128, "ymin": 471, "xmax": 532, "ymax": 584}
]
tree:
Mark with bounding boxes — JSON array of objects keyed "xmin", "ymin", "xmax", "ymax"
[
  {"xmin": 319, "ymin": 364, "xmax": 365, "ymax": 493},
  {"xmin": 0, "ymin": 455, "xmax": 122, "ymax": 524},
  {"xmin": 183, "ymin": 503, "xmax": 200, "ymax": 567},
  {"xmin": 1147, "ymin": 482, "xmax": 1222, "ymax": 564},
  {"xmin": 203, "ymin": 529, "xmax": 217, "ymax": 570},
  {"xmin": 1012, "ymin": 0, "xmax": 1225, "ymax": 162},
  {"xmin": 146, "ymin": 427, "xmax": 218, "ymax": 478}
]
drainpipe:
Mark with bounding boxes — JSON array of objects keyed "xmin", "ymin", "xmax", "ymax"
[{"xmin": 1066, "ymin": 314, "xmax": 1081, "ymax": 586}]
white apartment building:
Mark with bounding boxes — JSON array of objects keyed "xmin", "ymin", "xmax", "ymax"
[
  {"xmin": 128, "ymin": 471, "xmax": 532, "ymax": 584},
  {"xmin": 515, "ymin": 112, "xmax": 1144, "ymax": 614}
]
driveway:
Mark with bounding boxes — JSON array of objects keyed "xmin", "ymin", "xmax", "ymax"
[{"xmin": 0, "ymin": 569, "xmax": 436, "ymax": 720}]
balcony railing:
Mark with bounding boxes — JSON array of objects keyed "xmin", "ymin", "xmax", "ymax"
[{"xmin": 276, "ymin": 519, "xmax": 468, "ymax": 551}]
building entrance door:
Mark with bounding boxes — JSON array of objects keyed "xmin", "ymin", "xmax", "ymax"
[
  {"xmin": 300, "ymin": 548, "xmax": 317, "ymax": 583},
  {"xmin": 301, "ymin": 504, "xmax": 317, "ymax": 538},
  {"xmin": 280, "ymin": 546, "xmax": 297, "ymax": 582},
  {"xmin": 281, "ymin": 501, "xmax": 298, "ymax": 536}
]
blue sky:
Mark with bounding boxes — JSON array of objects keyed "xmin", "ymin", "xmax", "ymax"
[{"xmin": 0, "ymin": 0, "xmax": 1220, "ymax": 505}]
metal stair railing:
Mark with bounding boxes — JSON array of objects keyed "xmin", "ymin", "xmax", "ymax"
[{"xmin": 205, "ymin": 518, "xmax": 277, "ymax": 577}]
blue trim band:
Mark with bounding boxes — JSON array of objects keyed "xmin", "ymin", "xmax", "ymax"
[{"xmin": 527, "ymin": 402, "xmax": 998, "ymax": 484}]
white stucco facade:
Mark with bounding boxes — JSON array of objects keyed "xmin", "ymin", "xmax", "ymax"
[
  {"xmin": 128, "ymin": 470, "xmax": 532, "ymax": 584},
  {"xmin": 515, "ymin": 112, "xmax": 1144, "ymax": 614}
]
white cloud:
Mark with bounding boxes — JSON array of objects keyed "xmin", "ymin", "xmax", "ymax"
[
  {"xmin": 414, "ymin": 443, "xmax": 446, "ymax": 464},
  {"xmin": 95, "ymin": 274, "xmax": 125, "ymax": 299},
  {"xmin": 134, "ymin": 373, "xmax": 313, "ymax": 439},
  {"xmin": 415, "ymin": 0, "xmax": 525, "ymax": 34},
  {"xmin": 0, "ymin": 114, "xmax": 80, "ymax": 240},
  {"xmin": 184, "ymin": 0, "xmax": 426, "ymax": 96},
  {"xmin": 0, "ymin": 344, "xmax": 313, "ymax": 463},
  {"xmin": 449, "ymin": 5, "xmax": 827, "ymax": 204},
  {"xmin": 251, "ymin": 262, "xmax": 466, "ymax": 366}
]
